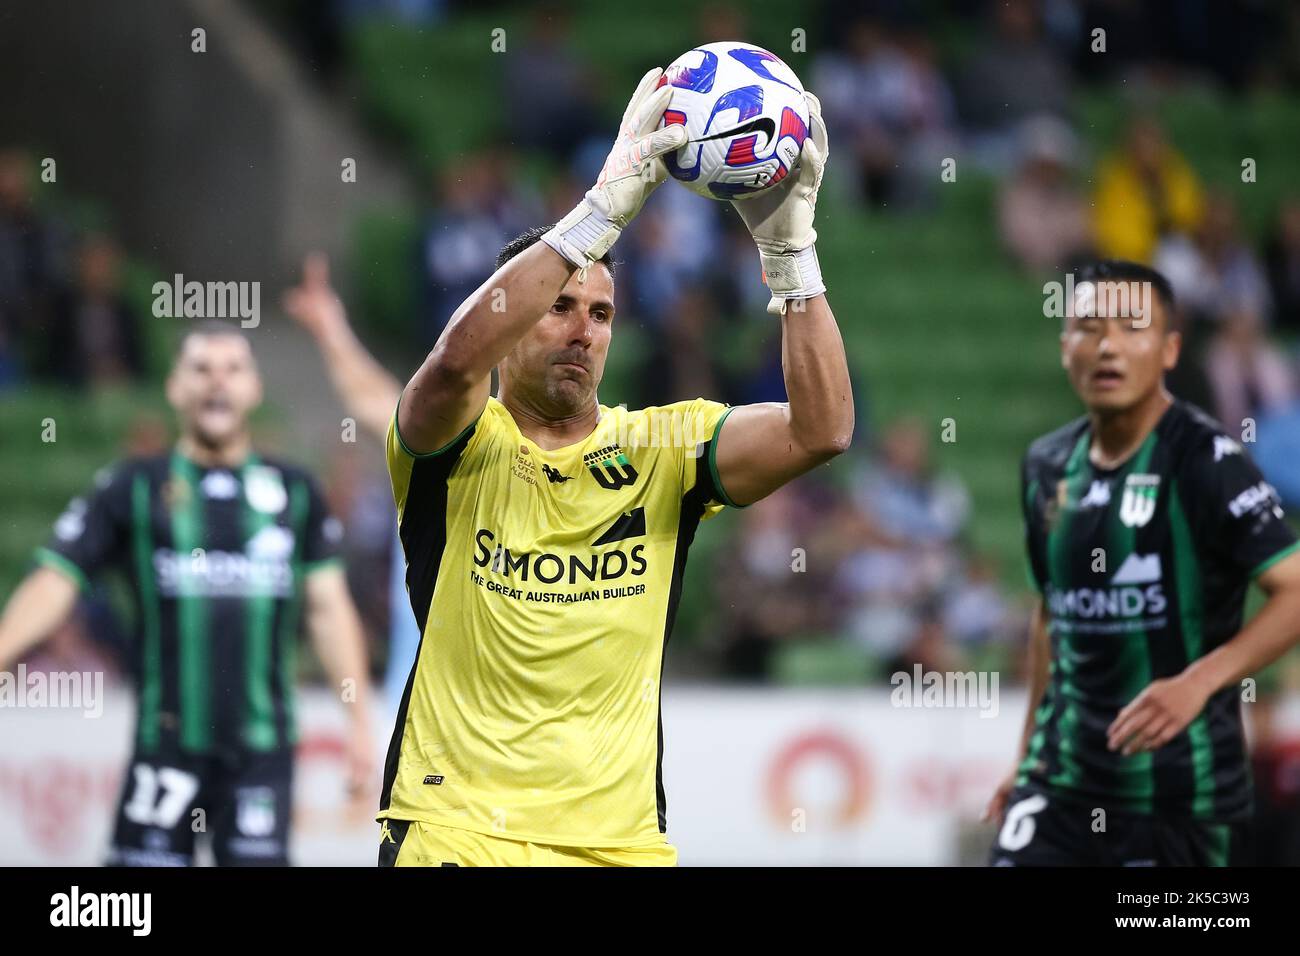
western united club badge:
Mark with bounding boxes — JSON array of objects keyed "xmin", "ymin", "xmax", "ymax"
[
  {"xmin": 1120, "ymin": 473, "xmax": 1160, "ymax": 528},
  {"xmin": 244, "ymin": 465, "xmax": 288, "ymax": 514}
]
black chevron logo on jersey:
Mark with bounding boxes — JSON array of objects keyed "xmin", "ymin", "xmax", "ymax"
[{"xmin": 592, "ymin": 507, "xmax": 646, "ymax": 546}]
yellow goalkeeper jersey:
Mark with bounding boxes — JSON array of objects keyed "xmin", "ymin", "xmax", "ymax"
[{"xmin": 380, "ymin": 394, "xmax": 740, "ymax": 848}]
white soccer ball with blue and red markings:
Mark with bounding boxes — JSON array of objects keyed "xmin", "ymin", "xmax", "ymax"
[{"xmin": 658, "ymin": 41, "xmax": 810, "ymax": 201}]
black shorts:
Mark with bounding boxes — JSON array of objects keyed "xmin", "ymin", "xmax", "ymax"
[
  {"xmin": 107, "ymin": 743, "xmax": 294, "ymax": 867},
  {"xmin": 988, "ymin": 784, "xmax": 1251, "ymax": 867}
]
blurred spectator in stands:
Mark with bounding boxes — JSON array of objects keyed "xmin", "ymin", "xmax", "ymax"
[
  {"xmin": 1162, "ymin": 298, "xmax": 1217, "ymax": 417},
  {"xmin": 1256, "ymin": 402, "xmax": 1300, "ymax": 509},
  {"xmin": 1071, "ymin": 1, "xmax": 1280, "ymax": 91},
  {"xmin": 719, "ymin": 211, "xmax": 772, "ymax": 318},
  {"xmin": 958, "ymin": 0, "xmax": 1072, "ymax": 171},
  {"xmin": 713, "ymin": 483, "xmax": 839, "ymax": 680},
  {"xmin": 731, "ymin": 329, "xmax": 785, "ymax": 408},
  {"xmin": 1265, "ymin": 199, "xmax": 1300, "ymax": 337},
  {"xmin": 997, "ymin": 114, "xmax": 1093, "ymax": 274},
  {"xmin": 1155, "ymin": 193, "xmax": 1271, "ymax": 324},
  {"xmin": 489, "ymin": 148, "xmax": 547, "ymax": 232},
  {"xmin": 622, "ymin": 186, "xmax": 722, "ymax": 328},
  {"xmin": 1155, "ymin": 194, "xmax": 1272, "ymax": 415},
  {"xmin": 1068, "ymin": 0, "xmax": 1151, "ymax": 84},
  {"xmin": 853, "ymin": 418, "xmax": 971, "ymax": 551},
  {"xmin": 1203, "ymin": 305, "xmax": 1298, "ymax": 435},
  {"xmin": 37, "ymin": 233, "xmax": 145, "ymax": 389},
  {"xmin": 619, "ymin": 186, "xmax": 742, "ymax": 406},
  {"xmin": 888, "ymin": 25, "xmax": 960, "ymax": 209},
  {"xmin": 322, "ymin": 442, "xmax": 391, "ymax": 642},
  {"xmin": 813, "ymin": 17, "xmax": 956, "ymax": 207},
  {"xmin": 501, "ymin": 4, "xmax": 600, "ymax": 164},
  {"xmin": 835, "ymin": 419, "xmax": 971, "ymax": 664},
  {"xmin": 419, "ymin": 152, "xmax": 539, "ymax": 345},
  {"xmin": 0, "ymin": 148, "xmax": 66, "ymax": 388},
  {"xmin": 542, "ymin": 171, "xmax": 585, "ymax": 223},
  {"xmin": 272, "ymin": 0, "xmax": 449, "ymax": 85},
  {"xmin": 663, "ymin": 284, "xmax": 724, "ymax": 401},
  {"xmin": 629, "ymin": 282, "xmax": 732, "ymax": 409},
  {"xmin": 942, "ymin": 553, "xmax": 1014, "ymax": 649},
  {"xmin": 1092, "ymin": 117, "xmax": 1204, "ymax": 263},
  {"xmin": 883, "ymin": 606, "xmax": 965, "ymax": 679}
]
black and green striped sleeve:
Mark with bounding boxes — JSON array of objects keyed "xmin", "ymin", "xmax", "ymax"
[
  {"xmin": 299, "ymin": 472, "xmax": 345, "ymax": 575},
  {"xmin": 35, "ymin": 463, "xmax": 130, "ymax": 589},
  {"xmin": 1180, "ymin": 435, "xmax": 1298, "ymax": 579},
  {"xmin": 1021, "ymin": 451, "xmax": 1048, "ymax": 593}
]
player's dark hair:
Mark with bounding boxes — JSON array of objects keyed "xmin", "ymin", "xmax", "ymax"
[
  {"xmin": 496, "ymin": 225, "xmax": 617, "ymax": 277},
  {"xmin": 1074, "ymin": 259, "xmax": 1178, "ymax": 331}
]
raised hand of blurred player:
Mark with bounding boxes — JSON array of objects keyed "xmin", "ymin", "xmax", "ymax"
[
  {"xmin": 1107, "ymin": 672, "xmax": 1212, "ymax": 756},
  {"xmin": 732, "ymin": 91, "xmax": 829, "ymax": 314},
  {"xmin": 543, "ymin": 67, "xmax": 687, "ymax": 269},
  {"xmin": 282, "ymin": 251, "xmax": 399, "ymax": 440},
  {"xmin": 283, "ymin": 252, "xmax": 348, "ymax": 341}
]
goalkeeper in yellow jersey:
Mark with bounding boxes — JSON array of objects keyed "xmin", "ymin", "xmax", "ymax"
[{"xmin": 376, "ymin": 67, "xmax": 853, "ymax": 866}]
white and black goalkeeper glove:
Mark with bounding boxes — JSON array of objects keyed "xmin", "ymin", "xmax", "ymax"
[
  {"xmin": 543, "ymin": 68, "xmax": 688, "ymax": 274},
  {"xmin": 732, "ymin": 91, "xmax": 829, "ymax": 314}
]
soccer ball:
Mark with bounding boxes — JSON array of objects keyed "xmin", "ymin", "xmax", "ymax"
[{"xmin": 658, "ymin": 41, "xmax": 810, "ymax": 201}]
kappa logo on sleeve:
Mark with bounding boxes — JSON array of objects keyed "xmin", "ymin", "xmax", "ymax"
[{"xmin": 1213, "ymin": 436, "xmax": 1242, "ymax": 462}]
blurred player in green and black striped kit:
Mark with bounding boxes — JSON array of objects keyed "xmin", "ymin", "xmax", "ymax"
[
  {"xmin": 984, "ymin": 261, "xmax": 1300, "ymax": 866},
  {"xmin": 0, "ymin": 322, "xmax": 375, "ymax": 865}
]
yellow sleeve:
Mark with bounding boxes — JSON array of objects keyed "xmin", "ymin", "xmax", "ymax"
[
  {"xmin": 385, "ymin": 394, "xmax": 486, "ymax": 515},
  {"xmin": 677, "ymin": 398, "xmax": 746, "ymax": 519}
]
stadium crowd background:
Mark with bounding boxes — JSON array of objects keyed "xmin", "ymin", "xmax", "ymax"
[{"xmin": 2, "ymin": 0, "xmax": 1300, "ymax": 860}]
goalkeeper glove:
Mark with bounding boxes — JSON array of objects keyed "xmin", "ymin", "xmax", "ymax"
[
  {"xmin": 732, "ymin": 91, "xmax": 829, "ymax": 314},
  {"xmin": 543, "ymin": 68, "xmax": 687, "ymax": 274}
]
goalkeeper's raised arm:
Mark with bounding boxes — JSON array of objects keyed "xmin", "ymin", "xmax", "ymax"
[
  {"xmin": 396, "ymin": 70, "xmax": 852, "ymax": 501},
  {"xmin": 711, "ymin": 92, "xmax": 855, "ymax": 506},
  {"xmin": 397, "ymin": 67, "xmax": 686, "ymax": 455}
]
